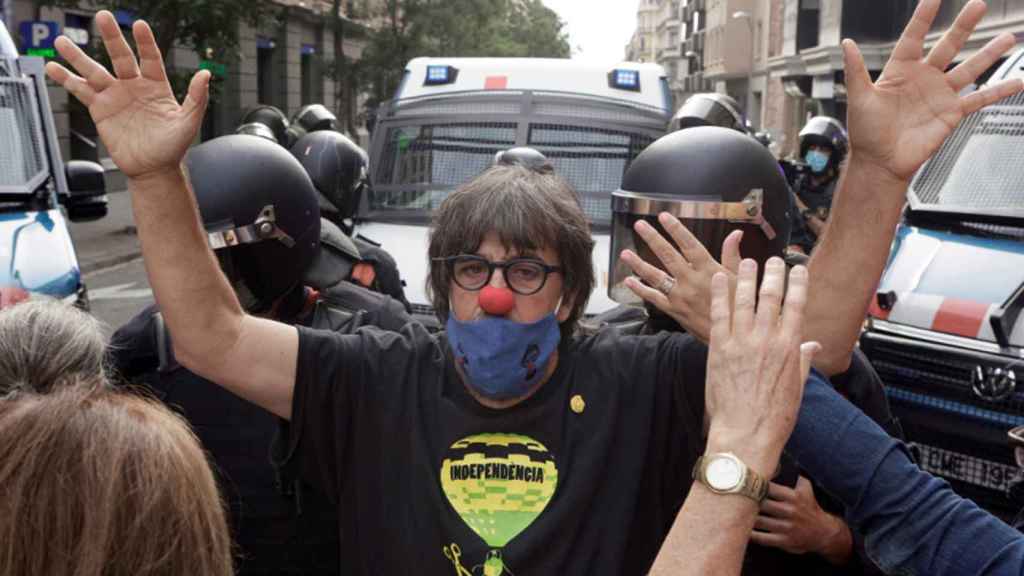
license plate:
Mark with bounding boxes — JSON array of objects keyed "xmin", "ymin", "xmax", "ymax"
[{"xmin": 911, "ymin": 443, "xmax": 1020, "ymax": 493}]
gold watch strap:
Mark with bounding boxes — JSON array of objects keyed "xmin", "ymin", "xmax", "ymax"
[{"xmin": 694, "ymin": 453, "xmax": 770, "ymax": 504}]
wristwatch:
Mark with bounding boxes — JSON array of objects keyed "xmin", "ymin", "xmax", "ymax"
[{"xmin": 693, "ymin": 452, "xmax": 770, "ymax": 503}]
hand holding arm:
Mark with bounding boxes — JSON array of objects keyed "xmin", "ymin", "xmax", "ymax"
[{"xmin": 751, "ymin": 477, "xmax": 853, "ymax": 565}]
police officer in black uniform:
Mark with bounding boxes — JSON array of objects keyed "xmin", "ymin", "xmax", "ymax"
[
  {"xmin": 601, "ymin": 126, "xmax": 900, "ymax": 575},
  {"xmin": 110, "ymin": 135, "xmax": 411, "ymax": 575},
  {"xmin": 290, "ymin": 129, "xmax": 411, "ymax": 310},
  {"xmin": 788, "ymin": 116, "xmax": 848, "ymax": 254}
]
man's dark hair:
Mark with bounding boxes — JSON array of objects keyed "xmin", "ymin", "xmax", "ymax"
[{"xmin": 427, "ymin": 164, "xmax": 596, "ymax": 338}]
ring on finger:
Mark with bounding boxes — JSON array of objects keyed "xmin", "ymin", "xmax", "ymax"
[{"xmin": 656, "ymin": 275, "xmax": 676, "ymax": 296}]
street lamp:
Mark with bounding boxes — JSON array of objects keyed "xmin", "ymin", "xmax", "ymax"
[{"xmin": 731, "ymin": 10, "xmax": 755, "ymax": 123}]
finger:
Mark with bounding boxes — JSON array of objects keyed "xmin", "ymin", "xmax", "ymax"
[
  {"xmin": 799, "ymin": 341, "xmax": 821, "ymax": 386},
  {"xmin": 925, "ymin": 0, "xmax": 987, "ymax": 71},
  {"xmin": 633, "ymin": 219, "xmax": 691, "ymax": 279},
  {"xmin": 962, "ymin": 77, "xmax": 1024, "ymax": 115},
  {"xmin": 890, "ymin": 0, "xmax": 941, "ymax": 62},
  {"xmin": 749, "ymin": 530, "xmax": 788, "ymax": 548},
  {"xmin": 45, "ymin": 62, "xmax": 97, "ymax": 107},
  {"xmin": 721, "ymin": 230, "xmax": 743, "ymax": 274},
  {"xmin": 755, "ymin": 257, "xmax": 786, "ymax": 335},
  {"xmin": 759, "ymin": 498, "xmax": 793, "ymax": 519},
  {"xmin": 732, "ymin": 259, "xmax": 758, "ymax": 335},
  {"xmin": 132, "ymin": 20, "xmax": 168, "ymax": 83},
  {"xmin": 709, "ymin": 272, "xmax": 731, "ymax": 345},
  {"xmin": 767, "ymin": 480, "xmax": 796, "ymax": 502},
  {"xmin": 53, "ymin": 36, "xmax": 115, "ymax": 91},
  {"xmin": 841, "ymin": 39, "xmax": 872, "ymax": 98},
  {"xmin": 182, "ymin": 70, "xmax": 212, "ymax": 120},
  {"xmin": 659, "ymin": 212, "xmax": 711, "ymax": 268},
  {"xmin": 754, "ymin": 515, "xmax": 791, "ymax": 533},
  {"xmin": 96, "ymin": 10, "xmax": 141, "ymax": 80},
  {"xmin": 621, "ymin": 250, "xmax": 676, "ymax": 296},
  {"xmin": 624, "ymin": 276, "xmax": 671, "ymax": 311},
  {"xmin": 947, "ymin": 32, "xmax": 1017, "ymax": 91},
  {"xmin": 779, "ymin": 265, "xmax": 808, "ymax": 343}
]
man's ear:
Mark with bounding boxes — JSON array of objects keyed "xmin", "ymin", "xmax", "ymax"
[{"xmin": 557, "ymin": 294, "xmax": 574, "ymax": 323}]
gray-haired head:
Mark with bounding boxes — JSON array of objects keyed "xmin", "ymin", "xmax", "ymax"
[{"xmin": 0, "ymin": 299, "xmax": 108, "ymax": 395}]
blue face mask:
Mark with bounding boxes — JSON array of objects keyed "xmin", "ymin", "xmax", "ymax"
[
  {"xmin": 446, "ymin": 309, "xmax": 562, "ymax": 401},
  {"xmin": 805, "ymin": 149, "xmax": 831, "ymax": 174}
]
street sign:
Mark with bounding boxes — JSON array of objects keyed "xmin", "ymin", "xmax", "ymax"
[
  {"xmin": 19, "ymin": 20, "xmax": 59, "ymax": 52},
  {"xmin": 199, "ymin": 59, "xmax": 227, "ymax": 78},
  {"xmin": 63, "ymin": 26, "xmax": 89, "ymax": 47}
]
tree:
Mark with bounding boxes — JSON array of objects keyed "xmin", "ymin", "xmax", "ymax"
[
  {"xmin": 359, "ymin": 0, "xmax": 570, "ymax": 108},
  {"xmin": 35, "ymin": 0, "xmax": 278, "ymax": 98}
]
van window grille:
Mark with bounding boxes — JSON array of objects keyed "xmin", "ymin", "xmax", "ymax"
[
  {"xmin": 0, "ymin": 76, "xmax": 47, "ymax": 191},
  {"xmin": 911, "ymin": 91, "xmax": 1024, "ymax": 212},
  {"xmin": 528, "ymin": 124, "xmax": 656, "ymax": 226}
]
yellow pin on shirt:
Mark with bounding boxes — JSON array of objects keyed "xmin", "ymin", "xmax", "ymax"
[{"xmin": 570, "ymin": 395, "xmax": 585, "ymax": 414}]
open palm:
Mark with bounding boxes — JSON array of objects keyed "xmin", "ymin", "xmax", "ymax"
[
  {"xmin": 46, "ymin": 11, "xmax": 209, "ymax": 180},
  {"xmin": 844, "ymin": 0, "xmax": 1023, "ymax": 182}
]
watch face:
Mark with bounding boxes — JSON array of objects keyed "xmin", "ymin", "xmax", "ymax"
[{"xmin": 706, "ymin": 456, "xmax": 743, "ymax": 491}]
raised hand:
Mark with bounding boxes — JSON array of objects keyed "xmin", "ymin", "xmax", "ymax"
[
  {"xmin": 620, "ymin": 212, "xmax": 742, "ymax": 343},
  {"xmin": 45, "ymin": 11, "xmax": 210, "ymax": 180},
  {"xmin": 844, "ymin": 0, "xmax": 1024, "ymax": 182},
  {"xmin": 704, "ymin": 258, "xmax": 818, "ymax": 476}
]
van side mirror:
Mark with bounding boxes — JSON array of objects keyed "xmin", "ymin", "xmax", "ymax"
[{"xmin": 63, "ymin": 160, "xmax": 108, "ymax": 222}]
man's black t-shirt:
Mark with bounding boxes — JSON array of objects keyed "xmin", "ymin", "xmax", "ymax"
[{"xmin": 284, "ymin": 323, "xmax": 709, "ymax": 575}]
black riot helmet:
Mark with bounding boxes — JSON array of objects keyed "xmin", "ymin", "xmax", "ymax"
[
  {"xmin": 670, "ymin": 93, "xmax": 747, "ymax": 133},
  {"xmin": 292, "ymin": 104, "xmax": 337, "ymax": 133},
  {"xmin": 240, "ymin": 105, "xmax": 290, "ymax": 145},
  {"xmin": 290, "ymin": 130, "xmax": 369, "ymax": 223},
  {"xmin": 609, "ymin": 126, "xmax": 791, "ymax": 304},
  {"xmin": 798, "ymin": 116, "xmax": 848, "ymax": 168},
  {"xmin": 493, "ymin": 147, "xmax": 553, "ymax": 173},
  {"xmin": 186, "ymin": 135, "xmax": 321, "ymax": 313},
  {"xmin": 236, "ymin": 122, "xmax": 280, "ymax": 144}
]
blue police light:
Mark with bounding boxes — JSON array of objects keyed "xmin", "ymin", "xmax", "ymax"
[
  {"xmin": 425, "ymin": 64, "xmax": 459, "ymax": 86},
  {"xmin": 609, "ymin": 68, "xmax": 641, "ymax": 92}
]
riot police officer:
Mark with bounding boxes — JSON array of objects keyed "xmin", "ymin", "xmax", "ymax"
[
  {"xmin": 110, "ymin": 135, "xmax": 411, "ymax": 576},
  {"xmin": 789, "ymin": 116, "xmax": 849, "ymax": 254},
  {"xmin": 240, "ymin": 104, "xmax": 290, "ymax": 145},
  {"xmin": 669, "ymin": 92, "xmax": 748, "ymax": 133},
  {"xmin": 602, "ymin": 126, "xmax": 899, "ymax": 575},
  {"xmin": 290, "ymin": 129, "xmax": 411, "ymax": 309}
]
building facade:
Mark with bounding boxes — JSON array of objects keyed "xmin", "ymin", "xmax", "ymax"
[{"xmin": 4, "ymin": 0, "xmax": 374, "ymax": 184}]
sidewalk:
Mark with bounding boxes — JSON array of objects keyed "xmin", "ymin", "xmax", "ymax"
[{"xmin": 68, "ymin": 188, "xmax": 142, "ymax": 275}]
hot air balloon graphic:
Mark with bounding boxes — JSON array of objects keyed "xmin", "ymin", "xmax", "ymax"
[{"xmin": 440, "ymin": 433, "xmax": 559, "ymax": 575}]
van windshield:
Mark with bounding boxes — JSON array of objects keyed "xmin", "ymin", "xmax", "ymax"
[
  {"xmin": 367, "ymin": 121, "xmax": 658, "ymax": 228},
  {"xmin": 0, "ymin": 75, "xmax": 48, "ymax": 195},
  {"xmin": 910, "ymin": 92, "xmax": 1024, "ymax": 217}
]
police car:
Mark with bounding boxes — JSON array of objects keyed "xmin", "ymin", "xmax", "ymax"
[
  {"xmin": 860, "ymin": 48, "xmax": 1024, "ymax": 521},
  {"xmin": 0, "ymin": 20, "xmax": 107, "ymax": 308},
  {"xmin": 356, "ymin": 57, "xmax": 671, "ymax": 326}
]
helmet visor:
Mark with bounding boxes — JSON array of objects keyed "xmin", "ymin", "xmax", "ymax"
[{"xmin": 608, "ymin": 190, "xmax": 777, "ymax": 304}]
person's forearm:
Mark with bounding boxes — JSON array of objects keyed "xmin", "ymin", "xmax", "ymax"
[
  {"xmin": 650, "ymin": 433, "xmax": 779, "ymax": 576},
  {"xmin": 789, "ymin": 374, "xmax": 1024, "ymax": 574},
  {"xmin": 129, "ymin": 167, "xmax": 244, "ymax": 375},
  {"xmin": 805, "ymin": 155, "xmax": 907, "ymax": 375}
]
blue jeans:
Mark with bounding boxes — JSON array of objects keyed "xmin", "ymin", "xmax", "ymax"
[{"xmin": 787, "ymin": 372, "xmax": 1024, "ymax": 575}]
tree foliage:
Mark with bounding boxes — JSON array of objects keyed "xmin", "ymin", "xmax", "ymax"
[{"xmin": 357, "ymin": 0, "xmax": 570, "ymax": 106}]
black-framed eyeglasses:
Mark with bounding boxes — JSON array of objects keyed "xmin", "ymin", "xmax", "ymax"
[{"xmin": 433, "ymin": 254, "xmax": 563, "ymax": 296}]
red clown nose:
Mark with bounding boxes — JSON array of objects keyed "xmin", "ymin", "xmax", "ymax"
[{"xmin": 479, "ymin": 286, "xmax": 515, "ymax": 316}]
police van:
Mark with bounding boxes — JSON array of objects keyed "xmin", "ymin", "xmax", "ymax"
[
  {"xmin": 0, "ymin": 20, "xmax": 107, "ymax": 308},
  {"xmin": 860, "ymin": 48, "xmax": 1024, "ymax": 521},
  {"xmin": 356, "ymin": 57, "xmax": 671, "ymax": 326}
]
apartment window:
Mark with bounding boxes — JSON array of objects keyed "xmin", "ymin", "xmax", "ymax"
[
  {"xmin": 301, "ymin": 44, "xmax": 317, "ymax": 105},
  {"xmin": 257, "ymin": 37, "xmax": 275, "ymax": 105}
]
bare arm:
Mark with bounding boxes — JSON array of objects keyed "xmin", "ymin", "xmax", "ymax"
[
  {"xmin": 650, "ymin": 258, "xmax": 817, "ymax": 575},
  {"xmin": 623, "ymin": 0, "xmax": 1023, "ymax": 376},
  {"xmin": 48, "ymin": 12, "xmax": 298, "ymax": 418}
]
